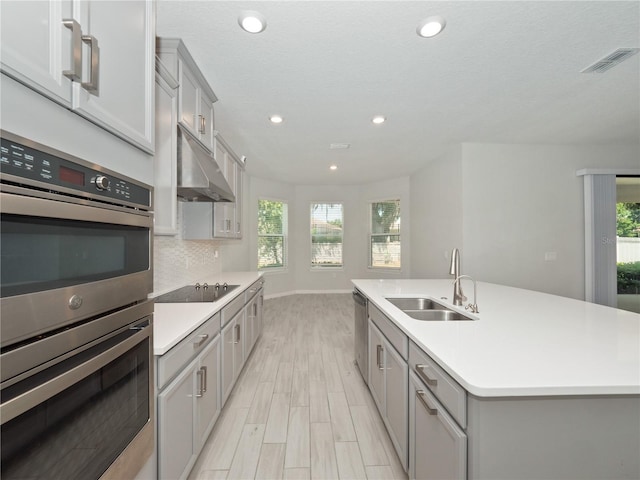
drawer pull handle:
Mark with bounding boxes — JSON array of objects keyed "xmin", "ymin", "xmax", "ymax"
[
  {"xmin": 234, "ymin": 324, "xmax": 241, "ymax": 344},
  {"xmin": 415, "ymin": 364, "xmax": 438, "ymax": 386},
  {"xmin": 376, "ymin": 344, "xmax": 384, "ymax": 370},
  {"xmin": 193, "ymin": 334, "xmax": 209, "ymax": 348},
  {"xmin": 416, "ymin": 390, "xmax": 438, "ymax": 416}
]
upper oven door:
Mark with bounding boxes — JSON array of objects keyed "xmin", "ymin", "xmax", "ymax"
[{"xmin": 0, "ymin": 186, "xmax": 153, "ymax": 348}]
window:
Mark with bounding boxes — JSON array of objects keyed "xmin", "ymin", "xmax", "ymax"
[
  {"xmin": 370, "ymin": 200, "xmax": 401, "ymax": 269},
  {"xmin": 311, "ymin": 203, "xmax": 343, "ymax": 268},
  {"xmin": 258, "ymin": 199, "xmax": 287, "ymax": 269}
]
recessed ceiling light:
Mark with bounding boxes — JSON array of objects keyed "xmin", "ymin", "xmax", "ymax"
[
  {"xmin": 417, "ymin": 16, "xmax": 446, "ymax": 38},
  {"xmin": 269, "ymin": 115, "xmax": 283, "ymax": 124},
  {"xmin": 372, "ymin": 115, "xmax": 386, "ymax": 125},
  {"xmin": 330, "ymin": 165, "xmax": 338, "ymax": 171},
  {"xmin": 238, "ymin": 11, "xmax": 266, "ymax": 34}
]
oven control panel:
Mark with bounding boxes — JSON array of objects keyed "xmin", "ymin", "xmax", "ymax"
[{"xmin": 0, "ymin": 135, "xmax": 151, "ymax": 209}]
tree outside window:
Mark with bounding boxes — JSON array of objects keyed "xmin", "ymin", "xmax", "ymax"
[
  {"xmin": 370, "ymin": 200, "xmax": 401, "ymax": 269},
  {"xmin": 258, "ymin": 199, "xmax": 287, "ymax": 269},
  {"xmin": 311, "ymin": 203, "xmax": 343, "ymax": 268}
]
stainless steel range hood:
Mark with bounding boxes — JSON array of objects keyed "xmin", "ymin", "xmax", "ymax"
[{"xmin": 177, "ymin": 125, "xmax": 234, "ymax": 202}]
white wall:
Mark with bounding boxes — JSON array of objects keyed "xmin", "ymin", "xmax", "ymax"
[
  {"xmin": 410, "ymin": 146, "xmax": 464, "ymax": 278},
  {"xmin": 410, "ymin": 142, "xmax": 640, "ymax": 300}
]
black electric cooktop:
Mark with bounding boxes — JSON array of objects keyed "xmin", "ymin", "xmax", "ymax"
[{"xmin": 155, "ymin": 283, "xmax": 239, "ymax": 303}]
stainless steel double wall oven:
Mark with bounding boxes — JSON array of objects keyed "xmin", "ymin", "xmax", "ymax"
[{"xmin": 0, "ymin": 131, "xmax": 154, "ymax": 480}]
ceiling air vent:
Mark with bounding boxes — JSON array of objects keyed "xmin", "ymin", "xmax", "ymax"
[{"xmin": 581, "ymin": 48, "xmax": 640, "ymax": 73}]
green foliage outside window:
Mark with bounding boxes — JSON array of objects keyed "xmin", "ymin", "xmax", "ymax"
[{"xmin": 258, "ymin": 200, "xmax": 286, "ymax": 269}]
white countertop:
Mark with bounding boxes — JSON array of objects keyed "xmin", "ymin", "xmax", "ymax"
[
  {"xmin": 152, "ymin": 272, "xmax": 262, "ymax": 355},
  {"xmin": 352, "ymin": 279, "xmax": 640, "ymax": 397}
]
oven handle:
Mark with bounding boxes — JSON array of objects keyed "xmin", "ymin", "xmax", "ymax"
[
  {"xmin": 0, "ymin": 323, "xmax": 151, "ymax": 425},
  {"xmin": 0, "ymin": 190, "xmax": 152, "ymax": 228}
]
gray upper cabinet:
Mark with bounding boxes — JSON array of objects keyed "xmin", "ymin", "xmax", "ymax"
[{"xmin": 0, "ymin": 0, "xmax": 155, "ymax": 153}]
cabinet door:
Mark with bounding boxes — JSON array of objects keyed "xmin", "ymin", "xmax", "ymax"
[
  {"xmin": 153, "ymin": 72, "xmax": 178, "ymax": 235},
  {"xmin": 0, "ymin": 0, "xmax": 74, "ymax": 106},
  {"xmin": 385, "ymin": 342, "xmax": 408, "ymax": 470},
  {"xmin": 368, "ymin": 321, "xmax": 385, "ymax": 413},
  {"xmin": 73, "ymin": 0, "xmax": 155, "ymax": 153},
  {"xmin": 158, "ymin": 359, "xmax": 197, "ymax": 480},
  {"xmin": 221, "ymin": 318, "xmax": 236, "ymax": 405},
  {"xmin": 199, "ymin": 93, "xmax": 215, "ymax": 151},
  {"xmin": 178, "ymin": 60, "xmax": 199, "ymax": 138},
  {"xmin": 195, "ymin": 335, "xmax": 220, "ymax": 449},
  {"xmin": 410, "ymin": 373, "xmax": 466, "ymax": 480}
]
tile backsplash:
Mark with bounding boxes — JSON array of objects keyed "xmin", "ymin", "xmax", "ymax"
[{"xmin": 153, "ymin": 204, "xmax": 222, "ymax": 293}]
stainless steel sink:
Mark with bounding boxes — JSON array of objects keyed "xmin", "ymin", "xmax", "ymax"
[
  {"xmin": 386, "ymin": 297, "xmax": 450, "ymax": 311},
  {"xmin": 385, "ymin": 297, "xmax": 475, "ymax": 321},
  {"xmin": 402, "ymin": 309, "xmax": 474, "ymax": 321}
]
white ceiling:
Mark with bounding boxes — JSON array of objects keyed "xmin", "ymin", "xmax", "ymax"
[{"xmin": 157, "ymin": 1, "xmax": 640, "ymax": 185}]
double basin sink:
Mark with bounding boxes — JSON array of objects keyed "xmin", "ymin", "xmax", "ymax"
[{"xmin": 385, "ymin": 297, "xmax": 474, "ymax": 321}]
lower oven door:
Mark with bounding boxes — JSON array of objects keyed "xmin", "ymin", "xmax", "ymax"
[
  {"xmin": 0, "ymin": 313, "xmax": 154, "ymax": 480},
  {"xmin": 0, "ymin": 185, "xmax": 153, "ymax": 348}
]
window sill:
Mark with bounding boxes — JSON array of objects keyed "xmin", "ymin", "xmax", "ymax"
[
  {"xmin": 367, "ymin": 266, "xmax": 403, "ymax": 273},
  {"xmin": 259, "ymin": 267, "xmax": 288, "ymax": 275}
]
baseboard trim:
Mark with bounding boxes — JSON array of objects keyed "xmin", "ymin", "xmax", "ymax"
[{"xmin": 264, "ymin": 289, "xmax": 352, "ymax": 300}]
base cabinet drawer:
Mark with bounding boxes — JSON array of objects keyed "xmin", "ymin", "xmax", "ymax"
[{"xmin": 410, "ymin": 370, "xmax": 467, "ymax": 480}]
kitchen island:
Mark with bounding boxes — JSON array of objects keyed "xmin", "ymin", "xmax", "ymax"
[{"xmin": 352, "ymin": 278, "xmax": 640, "ymax": 480}]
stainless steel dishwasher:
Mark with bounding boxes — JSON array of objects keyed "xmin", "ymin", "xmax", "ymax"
[{"xmin": 352, "ymin": 289, "xmax": 368, "ymax": 384}]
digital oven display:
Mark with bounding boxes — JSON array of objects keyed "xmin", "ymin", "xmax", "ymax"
[{"xmin": 59, "ymin": 165, "xmax": 85, "ymax": 186}]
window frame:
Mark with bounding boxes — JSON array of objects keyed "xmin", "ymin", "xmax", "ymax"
[
  {"xmin": 368, "ymin": 198, "xmax": 401, "ymax": 270},
  {"xmin": 257, "ymin": 198, "xmax": 288, "ymax": 271},
  {"xmin": 310, "ymin": 202, "xmax": 344, "ymax": 270}
]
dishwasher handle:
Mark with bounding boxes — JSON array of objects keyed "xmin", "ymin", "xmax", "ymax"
[{"xmin": 352, "ymin": 290, "xmax": 367, "ymax": 306}]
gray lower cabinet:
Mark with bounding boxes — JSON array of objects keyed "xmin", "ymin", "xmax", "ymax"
[
  {"xmin": 409, "ymin": 371, "xmax": 466, "ymax": 480},
  {"xmin": 368, "ymin": 319, "xmax": 408, "ymax": 470},
  {"xmin": 157, "ymin": 331, "xmax": 220, "ymax": 480}
]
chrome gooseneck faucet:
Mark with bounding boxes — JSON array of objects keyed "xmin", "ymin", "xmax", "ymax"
[{"xmin": 449, "ymin": 248, "xmax": 467, "ymax": 306}]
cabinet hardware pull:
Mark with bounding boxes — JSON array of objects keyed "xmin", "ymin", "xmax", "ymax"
[
  {"xmin": 81, "ymin": 35, "xmax": 99, "ymax": 93},
  {"xmin": 196, "ymin": 368, "xmax": 204, "ymax": 398},
  {"xmin": 201, "ymin": 366, "xmax": 207, "ymax": 393},
  {"xmin": 415, "ymin": 364, "xmax": 438, "ymax": 386},
  {"xmin": 62, "ymin": 19, "xmax": 82, "ymax": 81},
  {"xmin": 193, "ymin": 334, "xmax": 209, "ymax": 348},
  {"xmin": 416, "ymin": 390, "xmax": 438, "ymax": 415},
  {"xmin": 199, "ymin": 115, "xmax": 206, "ymax": 134},
  {"xmin": 234, "ymin": 324, "xmax": 240, "ymax": 344},
  {"xmin": 253, "ymin": 303, "xmax": 257, "ymax": 316},
  {"xmin": 376, "ymin": 344, "xmax": 384, "ymax": 370}
]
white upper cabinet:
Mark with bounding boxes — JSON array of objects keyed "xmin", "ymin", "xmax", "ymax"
[
  {"xmin": 0, "ymin": 0, "xmax": 155, "ymax": 153},
  {"xmin": 72, "ymin": 0, "xmax": 155, "ymax": 153},
  {"xmin": 0, "ymin": 0, "xmax": 74, "ymax": 107}
]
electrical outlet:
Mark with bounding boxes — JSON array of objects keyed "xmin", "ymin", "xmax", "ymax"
[{"xmin": 544, "ymin": 251, "xmax": 557, "ymax": 262}]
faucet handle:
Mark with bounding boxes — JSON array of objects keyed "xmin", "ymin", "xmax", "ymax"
[{"xmin": 465, "ymin": 303, "xmax": 479, "ymax": 314}]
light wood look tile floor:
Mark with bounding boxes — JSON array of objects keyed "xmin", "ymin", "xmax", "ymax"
[{"xmin": 189, "ymin": 294, "xmax": 408, "ymax": 480}]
